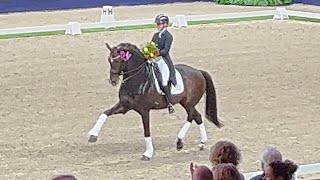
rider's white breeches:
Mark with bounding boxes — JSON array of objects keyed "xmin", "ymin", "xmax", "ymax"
[{"xmin": 155, "ymin": 57, "xmax": 170, "ymax": 87}]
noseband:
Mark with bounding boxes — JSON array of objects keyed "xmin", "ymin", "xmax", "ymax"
[{"xmin": 109, "ymin": 55, "xmax": 147, "ymax": 83}]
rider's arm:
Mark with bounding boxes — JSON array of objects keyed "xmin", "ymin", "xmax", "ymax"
[
  {"xmin": 151, "ymin": 33, "xmax": 158, "ymax": 43},
  {"xmin": 159, "ymin": 33, "xmax": 173, "ymax": 57}
]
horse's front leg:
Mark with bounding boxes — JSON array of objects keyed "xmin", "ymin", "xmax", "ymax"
[
  {"xmin": 138, "ymin": 110, "xmax": 153, "ymax": 161},
  {"xmin": 88, "ymin": 102, "xmax": 129, "ymax": 143}
]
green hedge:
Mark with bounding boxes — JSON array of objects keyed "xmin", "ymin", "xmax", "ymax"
[{"xmin": 215, "ymin": 0, "xmax": 292, "ymax": 6}]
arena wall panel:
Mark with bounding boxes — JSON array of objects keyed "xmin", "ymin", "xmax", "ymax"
[
  {"xmin": 0, "ymin": 0, "xmax": 318, "ymax": 15},
  {"xmin": 293, "ymin": 0, "xmax": 320, "ymax": 5},
  {"xmin": 0, "ymin": 0, "xmax": 210, "ymax": 14}
]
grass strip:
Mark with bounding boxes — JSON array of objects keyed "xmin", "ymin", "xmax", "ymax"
[
  {"xmin": 0, "ymin": 30, "xmax": 65, "ymax": 39},
  {"xmin": 188, "ymin": 15, "xmax": 273, "ymax": 25},
  {"xmin": 290, "ymin": 16, "xmax": 320, "ymax": 23},
  {"xmin": 0, "ymin": 15, "xmax": 318, "ymax": 39},
  {"xmin": 82, "ymin": 24, "xmax": 155, "ymax": 33}
]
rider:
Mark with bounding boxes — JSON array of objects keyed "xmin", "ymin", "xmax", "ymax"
[{"xmin": 152, "ymin": 14, "xmax": 176, "ymax": 114}]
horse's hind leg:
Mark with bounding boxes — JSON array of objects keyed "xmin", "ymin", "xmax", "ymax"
[
  {"xmin": 192, "ymin": 109, "xmax": 208, "ymax": 151},
  {"xmin": 176, "ymin": 104, "xmax": 199, "ymax": 151},
  {"xmin": 176, "ymin": 110, "xmax": 193, "ymax": 151},
  {"xmin": 176, "ymin": 105, "xmax": 208, "ymax": 151}
]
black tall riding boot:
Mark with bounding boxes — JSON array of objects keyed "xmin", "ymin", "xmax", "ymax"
[{"xmin": 162, "ymin": 85, "xmax": 175, "ymax": 114}]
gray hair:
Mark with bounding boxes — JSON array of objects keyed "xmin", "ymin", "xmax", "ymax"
[{"xmin": 261, "ymin": 147, "xmax": 283, "ymax": 170}]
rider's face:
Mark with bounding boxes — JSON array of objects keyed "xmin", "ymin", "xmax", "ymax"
[{"xmin": 156, "ymin": 23, "xmax": 165, "ymax": 31}]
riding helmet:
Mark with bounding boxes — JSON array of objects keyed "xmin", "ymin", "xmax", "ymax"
[{"xmin": 154, "ymin": 14, "xmax": 169, "ymax": 24}]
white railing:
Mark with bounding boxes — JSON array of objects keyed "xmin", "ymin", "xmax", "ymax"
[
  {"xmin": 287, "ymin": 10, "xmax": 320, "ymax": 19},
  {"xmin": 186, "ymin": 10, "xmax": 275, "ymax": 21},
  {"xmin": 0, "ymin": 8, "xmax": 319, "ymax": 36},
  {"xmin": 79, "ymin": 22, "xmax": 107, "ymax": 29},
  {"xmin": 79, "ymin": 19, "xmax": 155, "ymax": 29},
  {"xmin": 244, "ymin": 163, "xmax": 320, "ymax": 180},
  {"xmin": 0, "ymin": 24, "xmax": 68, "ymax": 35}
]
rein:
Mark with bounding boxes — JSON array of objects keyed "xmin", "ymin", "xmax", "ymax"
[
  {"xmin": 120, "ymin": 62, "xmax": 146, "ymax": 76},
  {"xmin": 121, "ymin": 62, "xmax": 147, "ymax": 83}
]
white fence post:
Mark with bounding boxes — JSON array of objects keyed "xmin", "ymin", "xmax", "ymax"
[
  {"xmin": 273, "ymin": 7, "xmax": 289, "ymax": 20},
  {"xmin": 65, "ymin": 22, "xmax": 82, "ymax": 35},
  {"xmin": 172, "ymin": 14, "xmax": 188, "ymax": 28}
]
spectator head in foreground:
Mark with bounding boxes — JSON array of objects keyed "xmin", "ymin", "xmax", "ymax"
[
  {"xmin": 261, "ymin": 147, "xmax": 283, "ymax": 171},
  {"xmin": 263, "ymin": 160, "xmax": 298, "ymax": 180},
  {"xmin": 50, "ymin": 175, "xmax": 78, "ymax": 180},
  {"xmin": 212, "ymin": 163, "xmax": 242, "ymax": 180},
  {"xmin": 250, "ymin": 147, "xmax": 283, "ymax": 180},
  {"xmin": 190, "ymin": 162, "xmax": 213, "ymax": 180},
  {"xmin": 209, "ymin": 141, "xmax": 241, "ymax": 167}
]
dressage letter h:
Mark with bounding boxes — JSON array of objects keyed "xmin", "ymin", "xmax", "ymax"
[{"xmin": 103, "ymin": 8, "xmax": 113, "ymax": 15}]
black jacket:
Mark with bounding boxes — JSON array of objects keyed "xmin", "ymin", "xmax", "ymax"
[{"xmin": 152, "ymin": 30, "xmax": 177, "ymax": 86}]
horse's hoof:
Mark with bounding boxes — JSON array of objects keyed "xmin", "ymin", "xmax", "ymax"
[
  {"xmin": 198, "ymin": 143, "xmax": 205, "ymax": 151},
  {"xmin": 168, "ymin": 105, "xmax": 175, "ymax": 114},
  {"xmin": 218, "ymin": 123, "xmax": 224, "ymax": 128},
  {"xmin": 88, "ymin": 135, "xmax": 98, "ymax": 143},
  {"xmin": 169, "ymin": 109, "xmax": 175, "ymax": 114},
  {"xmin": 140, "ymin": 155, "xmax": 151, "ymax": 161},
  {"xmin": 176, "ymin": 139, "xmax": 184, "ymax": 151}
]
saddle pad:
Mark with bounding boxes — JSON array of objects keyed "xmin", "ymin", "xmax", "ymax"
[{"xmin": 151, "ymin": 57, "xmax": 184, "ymax": 95}]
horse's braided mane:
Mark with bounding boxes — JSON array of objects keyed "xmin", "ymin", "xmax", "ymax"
[
  {"xmin": 117, "ymin": 43, "xmax": 151, "ymax": 94},
  {"xmin": 117, "ymin": 43, "xmax": 143, "ymax": 58}
]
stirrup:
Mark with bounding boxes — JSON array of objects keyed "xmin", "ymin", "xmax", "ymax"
[{"xmin": 168, "ymin": 104, "xmax": 175, "ymax": 114}]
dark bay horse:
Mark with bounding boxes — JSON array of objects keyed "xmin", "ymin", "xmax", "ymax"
[{"xmin": 88, "ymin": 42, "xmax": 223, "ymax": 161}]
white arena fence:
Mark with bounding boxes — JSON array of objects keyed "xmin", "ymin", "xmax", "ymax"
[
  {"xmin": 0, "ymin": 5, "xmax": 319, "ymax": 179},
  {"xmin": 0, "ymin": 7, "xmax": 319, "ymax": 36}
]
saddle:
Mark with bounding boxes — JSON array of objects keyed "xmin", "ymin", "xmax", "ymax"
[{"xmin": 148, "ymin": 57, "xmax": 184, "ymax": 95}]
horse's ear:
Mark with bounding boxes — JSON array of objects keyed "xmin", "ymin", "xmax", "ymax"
[{"xmin": 105, "ymin": 43, "xmax": 112, "ymax": 51}]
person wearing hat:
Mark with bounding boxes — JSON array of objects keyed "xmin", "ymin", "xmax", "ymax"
[{"xmin": 151, "ymin": 14, "xmax": 176, "ymax": 114}]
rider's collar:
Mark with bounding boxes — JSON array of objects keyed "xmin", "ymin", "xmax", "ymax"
[{"xmin": 158, "ymin": 28, "xmax": 167, "ymax": 38}]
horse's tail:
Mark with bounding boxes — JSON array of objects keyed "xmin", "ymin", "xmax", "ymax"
[{"xmin": 200, "ymin": 70, "xmax": 223, "ymax": 128}]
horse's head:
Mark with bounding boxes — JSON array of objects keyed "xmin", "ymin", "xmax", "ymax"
[{"xmin": 105, "ymin": 42, "xmax": 144, "ymax": 86}]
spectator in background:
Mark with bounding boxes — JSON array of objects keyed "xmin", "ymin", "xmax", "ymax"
[
  {"xmin": 190, "ymin": 162, "xmax": 213, "ymax": 180},
  {"xmin": 263, "ymin": 160, "xmax": 298, "ymax": 180},
  {"xmin": 212, "ymin": 163, "xmax": 242, "ymax": 180},
  {"xmin": 209, "ymin": 141, "xmax": 244, "ymax": 179},
  {"xmin": 250, "ymin": 147, "xmax": 283, "ymax": 180}
]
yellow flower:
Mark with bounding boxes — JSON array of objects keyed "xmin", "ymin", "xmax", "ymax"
[
  {"xmin": 151, "ymin": 42, "xmax": 155, "ymax": 46},
  {"xmin": 143, "ymin": 47, "xmax": 148, "ymax": 52},
  {"xmin": 150, "ymin": 53, "xmax": 154, "ymax": 58}
]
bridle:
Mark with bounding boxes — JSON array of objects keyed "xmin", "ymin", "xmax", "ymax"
[{"xmin": 109, "ymin": 55, "xmax": 147, "ymax": 83}]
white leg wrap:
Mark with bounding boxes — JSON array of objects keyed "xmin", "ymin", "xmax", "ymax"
[
  {"xmin": 143, "ymin": 137, "xmax": 154, "ymax": 158},
  {"xmin": 198, "ymin": 123, "xmax": 208, "ymax": 143},
  {"xmin": 88, "ymin": 114, "xmax": 108, "ymax": 136},
  {"xmin": 178, "ymin": 121, "xmax": 192, "ymax": 139}
]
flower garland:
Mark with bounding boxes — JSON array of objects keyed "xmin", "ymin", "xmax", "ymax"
[{"xmin": 141, "ymin": 41, "xmax": 160, "ymax": 61}]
